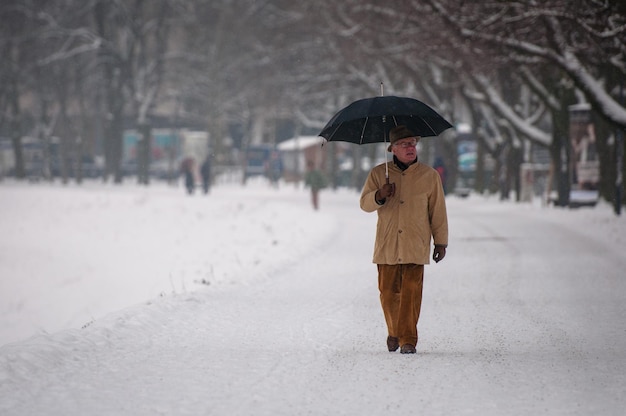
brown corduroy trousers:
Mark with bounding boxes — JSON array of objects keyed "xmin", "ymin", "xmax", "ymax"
[{"xmin": 377, "ymin": 264, "xmax": 424, "ymax": 347}]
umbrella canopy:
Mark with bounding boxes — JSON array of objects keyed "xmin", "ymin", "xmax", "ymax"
[{"xmin": 319, "ymin": 96, "xmax": 453, "ymax": 145}]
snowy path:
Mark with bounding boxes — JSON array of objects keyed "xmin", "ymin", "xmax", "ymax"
[{"xmin": 1, "ymin": 183, "xmax": 625, "ymax": 415}]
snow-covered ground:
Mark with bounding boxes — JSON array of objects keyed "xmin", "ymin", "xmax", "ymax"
[{"xmin": 1, "ymin": 179, "xmax": 625, "ymax": 415}]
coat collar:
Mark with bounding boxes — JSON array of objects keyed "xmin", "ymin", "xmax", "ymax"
[{"xmin": 393, "ymin": 155, "xmax": 418, "ymax": 171}]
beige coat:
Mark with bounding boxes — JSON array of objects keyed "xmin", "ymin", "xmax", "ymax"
[{"xmin": 360, "ymin": 160, "xmax": 448, "ymax": 265}]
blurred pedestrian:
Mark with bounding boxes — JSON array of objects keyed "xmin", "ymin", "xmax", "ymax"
[
  {"xmin": 304, "ymin": 161, "xmax": 327, "ymax": 210},
  {"xmin": 267, "ymin": 151, "xmax": 283, "ymax": 188},
  {"xmin": 200, "ymin": 156, "xmax": 212, "ymax": 194},
  {"xmin": 181, "ymin": 157, "xmax": 195, "ymax": 195},
  {"xmin": 360, "ymin": 125, "xmax": 448, "ymax": 354},
  {"xmin": 433, "ymin": 156, "xmax": 448, "ymax": 194}
]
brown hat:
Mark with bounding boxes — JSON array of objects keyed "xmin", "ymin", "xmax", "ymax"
[{"xmin": 388, "ymin": 125, "xmax": 418, "ymax": 151}]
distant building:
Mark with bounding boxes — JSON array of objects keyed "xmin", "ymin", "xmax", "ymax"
[{"xmin": 277, "ymin": 136, "xmax": 325, "ymax": 182}]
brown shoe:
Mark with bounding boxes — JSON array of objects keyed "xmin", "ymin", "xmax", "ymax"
[
  {"xmin": 387, "ymin": 336, "xmax": 399, "ymax": 352},
  {"xmin": 400, "ymin": 344, "xmax": 416, "ymax": 354}
]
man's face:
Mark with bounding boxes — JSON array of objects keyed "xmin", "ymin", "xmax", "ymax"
[{"xmin": 391, "ymin": 137, "xmax": 419, "ymax": 164}]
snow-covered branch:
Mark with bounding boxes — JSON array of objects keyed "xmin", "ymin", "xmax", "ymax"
[
  {"xmin": 466, "ymin": 74, "xmax": 552, "ymax": 147},
  {"xmin": 425, "ymin": 0, "xmax": 626, "ymax": 128}
]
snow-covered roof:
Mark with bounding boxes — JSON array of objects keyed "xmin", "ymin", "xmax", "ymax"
[{"xmin": 277, "ymin": 135, "xmax": 324, "ymax": 151}]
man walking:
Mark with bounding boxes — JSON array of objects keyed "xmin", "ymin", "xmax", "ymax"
[{"xmin": 360, "ymin": 125, "xmax": 448, "ymax": 354}]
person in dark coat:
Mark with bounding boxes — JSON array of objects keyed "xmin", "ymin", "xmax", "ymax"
[
  {"xmin": 181, "ymin": 157, "xmax": 195, "ymax": 195},
  {"xmin": 200, "ymin": 156, "xmax": 212, "ymax": 194}
]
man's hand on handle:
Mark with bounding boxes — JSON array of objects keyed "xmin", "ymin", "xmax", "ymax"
[{"xmin": 376, "ymin": 182, "xmax": 396, "ymax": 202}]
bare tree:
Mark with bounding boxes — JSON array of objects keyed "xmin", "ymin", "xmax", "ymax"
[
  {"xmin": 0, "ymin": 1, "xmax": 38, "ymax": 179},
  {"xmin": 423, "ymin": 0, "xmax": 625, "ymax": 203},
  {"xmin": 4, "ymin": 0, "xmax": 623, "ymax": 207},
  {"xmin": 127, "ymin": 0, "xmax": 176, "ymax": 185}
]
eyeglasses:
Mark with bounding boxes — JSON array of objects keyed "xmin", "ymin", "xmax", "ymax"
[{"xmin": 393, "ymin": 138, "xmax": 418, "ymax": 148}]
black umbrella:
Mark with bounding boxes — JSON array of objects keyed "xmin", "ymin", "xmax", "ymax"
[
  {"xmin": 319, "ymin": 95, "xmax": 453, "ymax": 145},
  {"xmin": 319, "ymin": 95, "xmax": 453, "ymax": 180}
]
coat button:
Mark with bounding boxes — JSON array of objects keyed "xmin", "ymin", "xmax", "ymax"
[
  {"xmin": 398, "ymin": 229, "xmax": 402, "ymax": 233},
  {"xmin": 400, "ymin": 200, "xmax": 404, "ymax": 204}
]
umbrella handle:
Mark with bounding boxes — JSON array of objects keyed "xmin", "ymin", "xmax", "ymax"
[{"xmin": 385, "ymin": 157, "xmax": 389, "ymax": 183}]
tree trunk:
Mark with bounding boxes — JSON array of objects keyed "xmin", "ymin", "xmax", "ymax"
[
  {"xmin": 137, "ymin": 123, "xmax": 151, "ymax": 185},
  {"xmin": 475, "ymin": 136, "xmax": 486, "ymax": 194},
  {"xmin": 9, "ymin": 89, "xmax": 25, "ymax": 179},
  {"xmin": 550, "ymin": 108, "xmax": 571, "ymax": 207}
]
